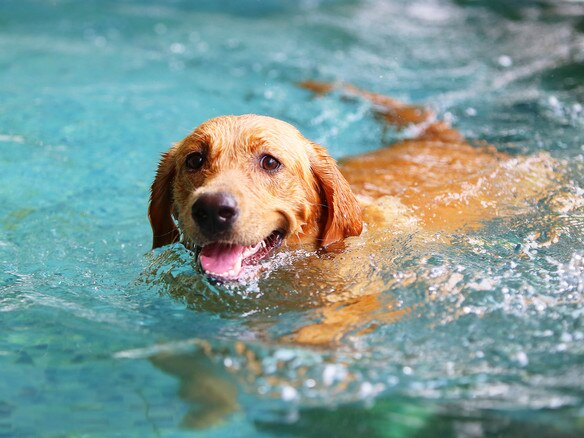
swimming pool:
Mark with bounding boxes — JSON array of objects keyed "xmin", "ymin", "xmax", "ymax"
[{"xmin": 1, "ymin": 0, "xmax": 583, "ymax": 436}]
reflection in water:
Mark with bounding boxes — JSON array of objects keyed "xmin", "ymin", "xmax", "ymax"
[{"xmin": 150, "ymin": 350, "xmax": 239, "ymax": 429}]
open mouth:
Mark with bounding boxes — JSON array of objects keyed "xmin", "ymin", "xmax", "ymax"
[{"xmin": 198, "ymin": 230, "xmax": 284, "ymax": 280}]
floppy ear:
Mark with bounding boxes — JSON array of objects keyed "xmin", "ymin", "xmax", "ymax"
[
  {"xmin": 309, "ymin": 142, "xmax": 363, "ymax": 247},
  {"xmin": 148, "ymin": 147, "xmax": 180, "ymax": 249}
]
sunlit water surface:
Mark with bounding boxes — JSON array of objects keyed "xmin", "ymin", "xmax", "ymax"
[{"xmin": 1, "ymin": 0, "xmax": 583, "ymax": 436}]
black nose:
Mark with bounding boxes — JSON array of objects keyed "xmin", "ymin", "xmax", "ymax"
[{"xmin": 191, "ymin": 192, "xmax": 239, "ymax": 237}]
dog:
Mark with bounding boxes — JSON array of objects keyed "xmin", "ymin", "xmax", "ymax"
[
  {"xmin": 149, "ymin": 81, "xmax": 555, "ymax": 284},
  {"xmin": 146, "ymin": 82, "xmax": 561, "ymax": 427}
]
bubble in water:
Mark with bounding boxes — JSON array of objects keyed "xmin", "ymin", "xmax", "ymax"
[{"xmin": 497, "ymin": 55, "xmax": 513, "ymax": 67}]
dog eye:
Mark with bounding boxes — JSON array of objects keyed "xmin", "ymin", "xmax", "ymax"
[
  {"xmin": 259, "ymin": 154, "xmax": 281, "ymax": 172},
  {"xmin": 185, "ymin": 152, "xmax": 205, "ymax": 171}
]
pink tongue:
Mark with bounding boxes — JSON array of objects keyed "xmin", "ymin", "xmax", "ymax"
[{"xmin": 199, "ymin": 243, "xmax": 246, "ymax": 278}]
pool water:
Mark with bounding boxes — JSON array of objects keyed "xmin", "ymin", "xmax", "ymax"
[{"xmin": 1, "ymin": 0, "xmax": 583, "ymax": 436}]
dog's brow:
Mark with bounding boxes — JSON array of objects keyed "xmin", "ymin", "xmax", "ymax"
[
  {"xmin": 190, "ymin": 131, "xmax": 210, "ymax": 147},
  {"xmin": 246, "ymin": 134, "xmax": 268, "ymax": 151}
]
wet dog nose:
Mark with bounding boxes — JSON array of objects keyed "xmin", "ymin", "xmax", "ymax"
[{"xmin": 191, "ymin": 192, "xmax": 239, "ymax": 236}]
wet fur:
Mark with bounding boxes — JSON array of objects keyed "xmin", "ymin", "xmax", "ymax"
[
  {"xmin": 148, "ymin": 82, "xmax": 559, "ymax": 428},
  {"xmin": 150, "ymin": 82, "xmax": 553, "ymax": 258},
  {"xmin": 149, "ymin": 114, "xmax": 362, "ymax": 253},
  {"xmin": 149, "ymin": 82, "xmax": 557, "ymax": 346},
  {"xmin": 148, "ymin": 82, "xmax": 559, "ymax": 347}
]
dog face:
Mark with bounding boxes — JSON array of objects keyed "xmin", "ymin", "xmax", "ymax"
[{"xmin": 149, "ymin": 115, "xmax": 362, "ymax": 280}]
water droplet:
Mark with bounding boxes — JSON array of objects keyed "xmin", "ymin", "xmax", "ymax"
[
  {"xmin": 170, "ymin": 43, "xmax": 186, "ymax": 54},
  {"xmin": 305, "ymin": 379, "xmax": 316, "ymax": 388},
  {"xmin": 281, "ymin": 385, "xmax": 298, "ymax": 401},
  {"xmin": 498, "ymin": 55, "xmax": 513, "ymax": 67},
  {"xmin": 515, "ymin": 351, "xmax": 529, "ymax": 367}
]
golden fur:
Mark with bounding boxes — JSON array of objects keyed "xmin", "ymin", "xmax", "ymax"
[
  {"xmin": 147, "ymin": 82, "xmax": 560, "ymax": 427},
  {"xmin": 148, "ymin": 81, "xmax": 558, "ymax": 346},
  {"xmin": 150, "ymin": 114, "xmax": 363, "ymax": 252},
  {"xmin": 150, "ymin": 82, "xmax": 553, "ymax": 258}
]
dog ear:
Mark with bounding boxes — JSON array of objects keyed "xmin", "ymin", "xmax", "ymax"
[
  {"xmin": 309, "ymin": 142, "xmax": 363, "ymax": 247},
  {"xmin": 149, "ymin": 147, "xmax": 180, "ymax": 249}
]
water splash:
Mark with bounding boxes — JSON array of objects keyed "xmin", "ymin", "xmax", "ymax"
[{"xmin": 1, "ymin": 0, "xmax": 584, "ymax": 435}]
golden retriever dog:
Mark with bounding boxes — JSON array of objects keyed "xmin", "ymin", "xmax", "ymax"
[
  {"xmin": 149, "ymin": 81, "xmax": 555, "ymax": 284},
  {"xmin": 146, "ymin": 81, "xmax": 562, "ymax": 428}
]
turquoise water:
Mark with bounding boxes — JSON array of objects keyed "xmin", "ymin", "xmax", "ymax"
[{"xmin": 1, "ymin": 0, "xmax": 584, "ymax": 436}]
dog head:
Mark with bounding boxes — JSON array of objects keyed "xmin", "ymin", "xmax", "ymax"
[{"xmin": 149, "ymin": 114, "xmax": 362, "ymax": 280}]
